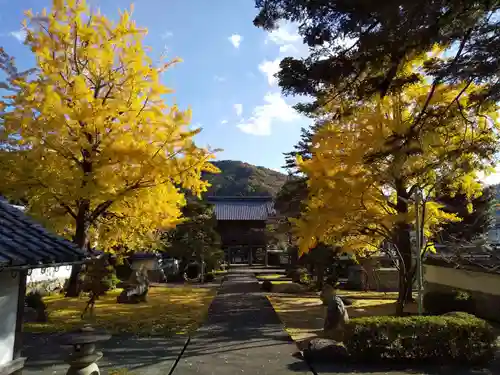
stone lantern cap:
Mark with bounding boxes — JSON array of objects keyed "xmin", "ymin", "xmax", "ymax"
[{"xmin": 59, "ymin": 325, "xmax": 111, "ymax": 346}]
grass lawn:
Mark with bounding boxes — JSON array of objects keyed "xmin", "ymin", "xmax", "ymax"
[
  {"xmin": 268, "ymin": 291, "xmax": 417, "ymax": 342},
  {"xmin": 25, "ymin": 285, "xmax": 216, "ymax": 336}
]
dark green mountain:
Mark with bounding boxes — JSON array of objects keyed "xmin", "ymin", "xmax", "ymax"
[{"xmin": 203, "ymin": 160, "xmax": 288, "ymax": 197}]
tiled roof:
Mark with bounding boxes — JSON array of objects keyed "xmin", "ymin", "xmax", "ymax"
[
  {"xmin": 206, "ymin": 196, "xmax": 275, "ymax": 221},
  {"xmin": 0, "ymin": 198, "xmax": 86, "ymax": 270}
]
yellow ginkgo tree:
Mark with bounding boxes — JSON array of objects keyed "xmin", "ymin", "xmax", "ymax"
[
  {"xmin": 295, "ymin": 57, "xmax": 499, "ymax": 314},
  {"xmin": 0, "ymin": 0, "xmax": 219, "ymax": 295}
]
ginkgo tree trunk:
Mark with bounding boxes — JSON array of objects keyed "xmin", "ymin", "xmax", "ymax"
[
  {"xmin": 294, "ymin": 53, "xmax": 499, "ymax": 315},
  {"xmin": 0, "ymin": 0, "xmax": 219, "ymax": 296}
]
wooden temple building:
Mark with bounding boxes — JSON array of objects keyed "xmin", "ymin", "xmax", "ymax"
[{"xmin": 206, "ymin": 196, "xmax": 279, "ymax": 266}]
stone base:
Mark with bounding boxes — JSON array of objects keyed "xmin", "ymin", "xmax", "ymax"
[
  {"xmin": 0, "ymin": 358, "xmax": 26, "ymax": 375},
  {"xmin": 302, "ymin": 338, "xmax": 349, "ymax": 362},
  {"xmin": 67, "ymin": 362, "xmax": 100, "ymax": 375}
]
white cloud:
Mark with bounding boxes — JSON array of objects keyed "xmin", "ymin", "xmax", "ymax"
[
  {"xmin": 237, "ymin": 92, "xmax": 299, "ymax": 136},
  {"xmin": 279, "ymin": 44, "xmax": 299, "ymax": 54},
  {"xmin": 264, "ymin": 22, "xmax": 307, "ymax": 58},
  {"xmin": 228, "ymin": 34, "xmax": 242, "ymax": 48},
  {"xmin": 161, "ymin": 31, "xmax": 173, "ymax": 39},
  {"xmin": 221, "ymin": 120, "xmax": 228, "ymax": 125},
  {"xmin": 214, "ymin": 75, "xmax": 226, "ymax": 82},
  {"xmin": 160, "ymin": 44, "xmax": 170, "ymax": 57},
  {"xmin": 267, "ymin": 24, "xmax": 300, "ymax": 46},
  {"xmin": 258, "ymin": 58, "xmax": 281, "ymax": 86},
  {"xmin": 233, "ymin": 103, "xmax": 243, "ymax": 117},
  {"xmin": 270, "ymin": 167, "xmax": 286, "ymax": 173},
  {"xmin": 9, "ymin": 29, "xmax": 27, "ymax": 42}
]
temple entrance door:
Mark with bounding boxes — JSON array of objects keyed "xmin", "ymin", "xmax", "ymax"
[
  {"xmin": 226, "ymin": 246, "xmax": 267, "ymax": 266},
  {"xmin": 228, "ymin": 247, "xmax": 249, "ymax": 264}
]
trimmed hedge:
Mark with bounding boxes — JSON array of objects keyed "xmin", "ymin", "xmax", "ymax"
[
  {"xmin": 25, "ymin": 291, "xmax": 48, "ymax": 322},
  {"xmin": 344, "ymin": 315, "xmax": 496, "ymax": 365},
  {"xmin": 423, "ymin": 290, "xmax": 475, "ymax": 315}
]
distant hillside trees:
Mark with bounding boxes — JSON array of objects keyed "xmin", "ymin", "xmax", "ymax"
[{"xmin": 204, "ymin": 160, "xmax": 287, "ymax": 197}]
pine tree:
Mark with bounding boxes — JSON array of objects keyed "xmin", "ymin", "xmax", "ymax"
[
  {"xmin": 283, "ymin": 122, "xmax": 324, "ymax": 173},
  {"xmin": 435, "ymin": 185, "xmax": 495, "ymax": 244},
  {"xmin": 164, "ymin": 198, "xmax": 222, "ymax": 274},
  {"xmin": 254, "ymin": 0, "xmax": 500, "ymax": 111}
]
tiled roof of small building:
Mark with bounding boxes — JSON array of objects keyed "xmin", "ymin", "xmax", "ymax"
[
  {"xmin": 206, "ymin": 196, "xmax": 275, "ymax": 221},
  {"xmin": 0, "ymin": 198, "xmax": 86, "ymax": 270}
]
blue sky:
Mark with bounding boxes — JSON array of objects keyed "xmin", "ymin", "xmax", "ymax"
[{"xmin": 0, "ymin": 0, "xmax": 312, "ymax": 173}]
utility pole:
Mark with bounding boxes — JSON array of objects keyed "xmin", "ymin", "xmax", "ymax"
[{"xmin": 414, "ymin": 188, "xmax": 424, "ymax": 315}]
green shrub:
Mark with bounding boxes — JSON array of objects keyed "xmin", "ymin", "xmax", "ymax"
[
  {"xmin": 299, "ymin": 272, "xmax": 312, "ymax": 285},
  {"xmin": 423, "ymin": 290, "xmax": 475, "ymax": 315},
  {"xmin": 261, "ymin": 280, "xmax": 273, "ymax": 292},
  {"xmin": 344, "ymin": 315, "xmax": 496, "ymax": 365},
  {"xmin": 204, "ymin": 273, "xmax": 215, "ymax": 282},
  {"xmin": 25, "ymin": 291, "xmax": 48, "ymax": 322},
  {"xmin": 102, "ymin": 268, "xmax": 121, "ymax": 291},
  {"xmin": 442, "ymin": 311, "xmax": 477, "ymax": 319},
  {"xmin": 25, "ymin": 291, "xmax": 46, "ymax": 310}
]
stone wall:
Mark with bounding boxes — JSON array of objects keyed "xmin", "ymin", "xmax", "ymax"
[
  {"xmin": 375, "ymin": 268, "xmax": 399, "ymax": 291},
  {"xmin": 26, "ymin": 278, "xmax": 66, "ymax": 295},
  {"xmin": 26, "ymin": 266, "xmax": 72, "ymax": 295},
  {"xmin": 130, "ymin": 258, "xmax": 158, "ymax": 271},
  {"xmin": 424, "ymin": 264, "xmax": 500, "ymax": 322},
  {"xmin": 353, "ymin": 257, "xmax": 401, "ymax": 292},
  {"xmin": 27, "ymin": 266, "xmax": 72, "ymax": 283},
  {"xmin": 0, "ymin": 271, "xmax": 19, "ymax": 366},
  {"xmin": 347, "ymin": 262, "xmax": 399, "ymax": 291}
]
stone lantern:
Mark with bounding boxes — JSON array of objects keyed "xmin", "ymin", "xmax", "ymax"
[{"xmin": 59, "ymin": 325, "xmax": 111, "ymax": 375}]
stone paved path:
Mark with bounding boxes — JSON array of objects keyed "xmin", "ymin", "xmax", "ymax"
[
  {"xmin": 22, "ymin": 267, "xmax": 311, "ymax": 375},
  {"xmin": 171, "ymin": 268, "xmax": 312, "ymax": 374}
]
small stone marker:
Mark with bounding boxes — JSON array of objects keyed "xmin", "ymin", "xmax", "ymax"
[
  {"xmin": 59, "ymin": 325, "xmax": 111, "ymax": 375},
  {"xmin": 117, "ymin": 266, "xmax": 149, "ymax": 304},
  {"xmin": 324, "ymin": 294, "xmax": 349, "ymax": 341}
]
